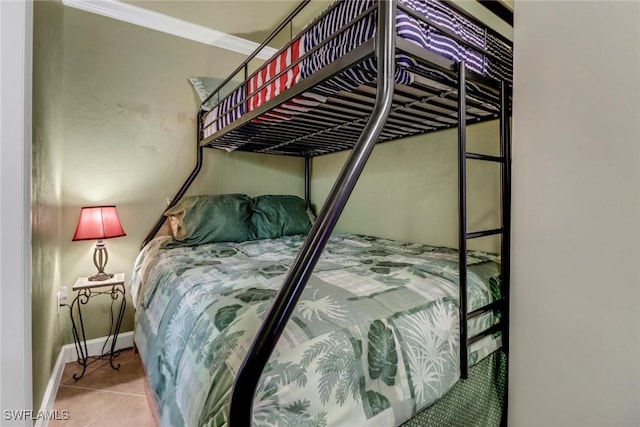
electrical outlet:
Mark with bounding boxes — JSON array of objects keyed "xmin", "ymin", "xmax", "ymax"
[{"xmin": 57, "ymin": 286, "xmax": 68, "ymax": 314}]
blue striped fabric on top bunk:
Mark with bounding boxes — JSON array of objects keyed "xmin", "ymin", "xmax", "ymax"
[
  {"xmin": 299, "ymin": 0, "xmax": 513, "ymax": 97},
  {"xmin": 486, "ymin": 33, "xmax": 512, "ymax": 83},
  {"xmin": 299, "ymin": 0, "xmax": 490, "ymax": 87},
  {"xmin": 397, "ymin": 0, "xmax": 487, "ymax": 75},
  {"xmin": 203, "ymin": 87, "xmax": 246, "ymax": 140},
  {"xmin": 201, "ymin": 0, "xmax": 512, "ymax": 140}
]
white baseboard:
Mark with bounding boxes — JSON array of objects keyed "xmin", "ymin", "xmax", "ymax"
[
  {"xmin": 35, "ymin": 350, "xmax": 66, "ymax": 427},
  {"xmin": 36, "ymin": 331, "xmax": 134, "ymax": 427},
  {"xmin": 60, "ymin": 330, "xmax": 134, "ymax": 364}
]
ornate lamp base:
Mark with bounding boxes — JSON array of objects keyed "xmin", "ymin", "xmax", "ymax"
[
  {"xmin": 89, "ymin": 240, "xmax": 114, "ymax": 281},
  {"xmin": 88, "ymin": 272, "xmax": 114, "ymax": 282}
]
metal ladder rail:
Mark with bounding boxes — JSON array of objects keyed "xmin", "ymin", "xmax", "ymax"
[
  {"xmin": 458, "ymin": 63, "xmax": 511, "ymax": 380},
  {"xmin": 498, "ymin": 79, "xmax": 512, "ymax": 427}
]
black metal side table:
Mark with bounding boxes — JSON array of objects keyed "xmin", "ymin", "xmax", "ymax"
[{"xmin": 68, "ymin": 273, "xmax": 126, "ymax": 380}]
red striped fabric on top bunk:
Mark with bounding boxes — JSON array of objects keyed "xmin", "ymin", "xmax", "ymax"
[
  {"xmin": 248, "ymin": 37, "xmax": 326, "ymax": 125},
  {"xmin": 251, "ymin": 91, "xmax": 327, "ymax": 125},
  {"xmin": 248, "ymin": 38, "xmax": 303, "ymax": 111}
]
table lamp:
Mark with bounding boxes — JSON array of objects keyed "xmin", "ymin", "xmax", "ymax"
[{"xmin": 72, "ymin": 206, "xmax": 126, "ymax": 281}]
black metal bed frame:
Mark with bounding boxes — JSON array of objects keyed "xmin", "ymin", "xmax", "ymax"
[{"xmin": 141, "ymin": 0, "xmax": 512, "ymax": 425}]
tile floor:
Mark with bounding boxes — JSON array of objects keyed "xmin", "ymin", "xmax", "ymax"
[{"xmin": 50, "ymin": 348, "xmax": 155, "ymax": 426}]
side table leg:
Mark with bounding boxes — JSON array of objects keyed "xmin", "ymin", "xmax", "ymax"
[
  {"xmin": 107, "ymin": 284, "xmax": 127, "ymax": 371},
  {"xmin": 70, "ymin": 291, "xmax": 90, "ymax": 380}
]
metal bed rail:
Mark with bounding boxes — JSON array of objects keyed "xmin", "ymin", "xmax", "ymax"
[
  {"xmin": 202, "ymin": 3, "xmax": 379, "ymax": 146},
  {"xmin": 201, "ymin": 0, "xmax": 512, "ymax": 149},
  {"xmin": 200, "ymin": 0, "xmax": 312, "ymax": 109},
  {"xmin": 228, "ymin": 0, "xmax": 397, "ymax": 423}
]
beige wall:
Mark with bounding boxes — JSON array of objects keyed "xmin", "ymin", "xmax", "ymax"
[
  {"xmin": 58, "ymin": 7, "xmax": 304, "ymax": 343},
  {"xmin": 311, "ymin": 120, "xmax": 502, "ymax": 253},
  {"xmin": 510, "ymin": 1, "xmax": 640, "ymax": 425},
  {"xmin": 32, "ymin": 0, "xmax": 65, "ymax": 410},
  {"xmin": 32, "ymin": 5, "xmax": 303, "ymax": 360}
]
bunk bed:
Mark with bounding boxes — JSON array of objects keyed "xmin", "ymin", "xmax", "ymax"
[{"xmin": 134, "ymin": 0, "xmax": 513, "ymax": 425}]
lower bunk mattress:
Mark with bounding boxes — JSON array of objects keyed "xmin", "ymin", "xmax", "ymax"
[{"xmin": 131, "ymin": 233, "xmax": 502, "ymax": 426}]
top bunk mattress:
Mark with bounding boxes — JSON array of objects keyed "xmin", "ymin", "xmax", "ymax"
[{"xmin": 201, "ymin": 0, "xmax": 513, "ymax": 151}]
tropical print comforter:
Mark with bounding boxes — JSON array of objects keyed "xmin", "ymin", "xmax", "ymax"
[{"xmin": 131, "ymin": 233, "xmax": 502, "ymax": 427}]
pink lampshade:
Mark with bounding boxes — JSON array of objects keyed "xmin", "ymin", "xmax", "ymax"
[{"xmin": 72, "ymin": 206, "xmax": 126, "ymax": 241}]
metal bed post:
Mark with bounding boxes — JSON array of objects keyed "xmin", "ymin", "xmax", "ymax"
[
  {"xmin": 228, "ymin": 0, "xmax": 397, "ymax": 424},
  {"xmin": 304, "ymin": 156, "xmax": 311, "ymax": 210},
  {"xmin": 141, "ymin": 112, "xmax": 205, "ymax": 249},
  {"xmin": 457, "ymin": 60, "xmax": 469, "ymax": 380},
  {"xmin": 499, "ymin": 80, "xmax": 512, "ymax": 426}
]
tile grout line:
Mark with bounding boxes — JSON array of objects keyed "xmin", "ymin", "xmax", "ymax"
[
  {"xmin": 47, "ymin": 339, "xmax": 154, "ymax": 427},
  {"xmin": 57, "ymin": 384, "xmax": 147, "ymax": 398}
]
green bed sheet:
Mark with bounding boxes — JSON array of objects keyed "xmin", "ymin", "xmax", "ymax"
[{"xmin": 131, "ymin": 233, "xmax": 502, "ymax": 427}]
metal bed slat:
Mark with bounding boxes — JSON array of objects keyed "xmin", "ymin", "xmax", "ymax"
[
  {"xmin": 242, "ymin": 103, "xmax": 431, "ymax": 153},
  {"xmin": 467, "ymin": 299, "xmax": 505, "ymax": 320},
  {"xmin": 252, "ymin": 122, "xmax": 362, "ymax": 145},
  {"xmin": 204, "ymin": 84, "xmax": 503, "ymax": 156},
  {"xmin": 225, "ymin": 102, "xmax": 498, "ymax": 156},
  {"xmin": 212, "ymin": 109, "xmax": 500, "ymax": 158},
  {"xmin": 328, "ymin": 93, "xmax": 456, "ymax": 127},
  {"xmin": 255, "ymin": 122, "xmax": 369, "ymax": 154},
  {"xmin": 313, "ymin": 98, "xmax": 441, "ymax": 132},
  {"xmin": 359, "ymin": 85, "xmax": 465, "ymax": 117},
  {"xmin": 258, "ymin": 133, "xmax": 361, "ymax": 153},
  {"xmin": 390, "ymin": 83, "xmax": 499, "ymax": 118},
  {"xmin": 338, "ymin": 87, "xmax": 466, "ymax": 126},
  {"xmin": 315, "ymin": 103, "xmax": 438, "ymax": 135},
  {"xmin": 466, "ymin": 152, "xmax": 504, "ymax": 162},
  {"xmin": 466, "ymin": 227, "xmax": 504, "ymax": 239},
  {"xmin": 202, "ymin": 46, "xmax": 506, "ymax": 151},
  {"xmin": 468, "ymin": 323, "xmax": 503, "ymax": 346},
  {"xmin": 379, "ymin": 85, "xmax": 496, "ymax": 123}
]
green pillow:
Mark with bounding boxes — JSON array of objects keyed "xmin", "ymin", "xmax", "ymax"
[
  {"xmin": 162, "ymin": 194, "xmax": 252, "ymax": 248},
  {"xmin": 251, "ymin": 195, "xmax": 312, "ymax": 240}
]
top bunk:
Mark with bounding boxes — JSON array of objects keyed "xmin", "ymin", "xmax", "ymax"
[{"xmin": 198, "ymin": 0, "xmax": 513, "ymax": 157}]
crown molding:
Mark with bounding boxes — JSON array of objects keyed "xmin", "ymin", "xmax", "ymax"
[{"xmin": 62, "ymin": 0, "xmax": 277, "ymax": 60}]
